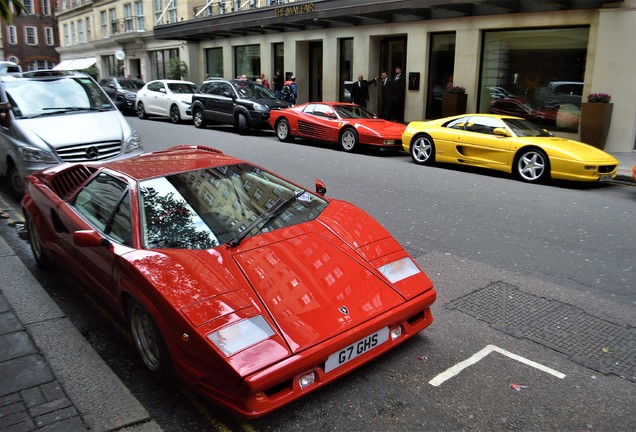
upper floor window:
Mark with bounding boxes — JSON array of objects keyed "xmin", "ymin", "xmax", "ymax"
[
  {"xmin": 24, "ymin": 0, "xmax": 34, "ymax": 14},
  {"xmin": 41, "ymin": 0, "xmax": 51, "ymax": 15},
  {"xmin": 135, "ymin": 1, "xmax": 145, "ymax": 31},
  {"xmin": 45, "ymin": 27, "xmax": 54, "ymax": 45},
  {"xmin": 124, "ymin": 3, "xmax": 133, "ymax": 32},
  {"xmin": 7, "ymin": 25, "xmax": 17, "ymax": 44},
  {"xmin": 86, "ymin": 17, "xmax": 91, "ymax": 41},
  {"xmin": 101, "ymin": 11, "xmax": 108, "ymax": 37},
  {"xmin": 77, "ymin": 19, "xmax": 84, "ymax": 43},
  {"xmin": 63, "ymin": 23, "xmax": 69, "ymax": 46},
  {"xmin": 110, "ymin": 8, "xmax": 118, "ymax": 35},
  {"xmin": 25, "ymin": 27, "xmax": 38, "ymax": 45}
]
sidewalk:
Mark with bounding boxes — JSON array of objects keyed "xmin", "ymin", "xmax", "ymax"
[
  {"xmin": 0, "ymin": 234, "xmax": 163, "ymax": 432},
  {"xmin": 611, "ymin": 151, "xmax": 636, "ymax": 182}
]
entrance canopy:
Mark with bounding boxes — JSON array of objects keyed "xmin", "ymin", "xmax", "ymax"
[{"xmin": 53, "ymin": 57, "xmax": 97, "ymax": 71}]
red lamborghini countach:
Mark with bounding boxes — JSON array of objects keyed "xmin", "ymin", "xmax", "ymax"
[
  {"xmin": 21, "ymin": 145, "xmax": 436, "ymax": 418},
  {"xmin": 269, "ymin": 102, "xmax": 406, "ymax": 152}
]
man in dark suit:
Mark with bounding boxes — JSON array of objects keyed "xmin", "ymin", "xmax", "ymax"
[
  {"xmin": 379, "ymin": 71, "xmax": 394, "ymax": 120},
  {"xmin": 393, "ymin": 66, "xmax": 405, "ymax": 123},
  {"xmin": 350, "ymin": 74, "xmax": 377, "ymax": 108}
]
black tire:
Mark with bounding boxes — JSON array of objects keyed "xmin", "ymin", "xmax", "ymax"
[
  {"xmin": 7, "ymin": 165, "xmax": 24, "ymax": 199},
  {"xmin": 276, "ymin": 118, "xmax": 294, "ymax": 142},
  {"xmin": 339, "ymin": 128, "xmax": 358, "ymax": 152},
  {"xmin": 515, "ymin": 148, "xmax": 550, "ymax": 183},
  {"xmin": 169, "ymin": 104, "xmax": 181, "ymax": 124},
  {"xmin": 410, "ymin": 134, "xmax": 435, "ymax": 166},
  {"xmin": 193, "ymin": 108, "xmax": 207, "ymax": 129},
  {"xmin": 237, "ymin": 113, "xmax": 248, "ymax": 135},
  {"xmin": 127, "ymin": 299, "xmax": 174, "ymax": 381},
  {"xmin": 137, "ymin": 101, "xmax": 148, "ymax": 119},
  {"xmin": 25, "ymin": 213, "xmax": 50, "ymax": 269}
]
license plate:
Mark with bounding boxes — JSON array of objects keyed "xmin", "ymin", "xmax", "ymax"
[
  {"xmin": 324, "ymin": 327, "xmax": 389, "ymax": 373},
  {"xmin": 599, "ymin": 175, "xmax": 611, "ymax": 182}
]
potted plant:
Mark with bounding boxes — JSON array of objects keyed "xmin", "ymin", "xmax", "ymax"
[
  {"xmin": 580, "ymin": 92, "xmax": 613, "ymax": 149},
  {"xmin": 442, "ymin": 85, "xmax": 467, "ymax": 117}
]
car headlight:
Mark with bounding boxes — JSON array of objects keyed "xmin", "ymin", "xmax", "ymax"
[
  {"xmin": 124, "ymin": 131, "xmax": 142, "ymax": 153},
  {"xmin": 253, "ymin": 103, "xmax": 269, "ymax": 112},
  {"xmin": 382, "ymin": 139, "xmax": 396, "ymax": 145},
  {"xmin": 207, "ymin": 315, "xmax": 275, "ymax": 356},
  {"xmin": 378, "ymin": 257, "xmax": 421, "ymax": 283},
  {"xmin": 19, "ymin": 146, "xmax": 57, "ymax": 164},
  {"xmin": 124, "ymin": 92, "xmax": 136, "ymax": 100}
]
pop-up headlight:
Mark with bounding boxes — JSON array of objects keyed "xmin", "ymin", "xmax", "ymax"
[
  {"xmin": 207, "ymin": 315, "xmax": 275, "ymax": 356},
  {"xmin": 378, "ymin": 257, "xmax": 421, "ymax": 284}
]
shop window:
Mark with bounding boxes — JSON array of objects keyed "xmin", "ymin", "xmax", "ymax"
[
  {"xmin": 234, "ymin": 45, "xmax": 260, "ymax": 80},
  {"xmin": 205, "ymin": 47, "xmax": 223, "ymax": 78},
  {"xmin": 339, "ymin": 38, "xmax": 353, "ymax": 102},
  {"xmin": 479, "ymin": 27, "xmax": 589, "ymax": 132}
]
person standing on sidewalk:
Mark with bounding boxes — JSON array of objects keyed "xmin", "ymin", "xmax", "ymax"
[{"xmin": 350, "ymin": 74, "xmax": 377, "ymax": 108}]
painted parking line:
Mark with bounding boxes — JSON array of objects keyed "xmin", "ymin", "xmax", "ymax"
[{"xmin": 429, "ymin": 344, "xmax": 566, "ymax": 387}]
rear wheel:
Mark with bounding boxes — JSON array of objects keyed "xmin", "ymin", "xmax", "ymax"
[
  {"xmin": 237, "ymin": 113, "xmax": 248, "ymax": 135},
  {"xmin": 193, "ymin": 108, "xmax": 207, "ymax": 128},
  {"xmin": 169, "ymin": 104, "xmax": 181, "ymax": 124},
  {"xmin": 136, "ymin": 101, "xmax": 147, "ymax": 119},
  {"xmin": 339, "ymin": 128, "xmax": 358, "ymax": 152},
  {"xmin": 515, "ymin": 148, "xmax": 550, "ymax": 183},
  {"xmin": 410, "ymin": 134, "xmax": 435, "ymax": 166},
  {"xmin": 276, "ymin": 118, "xmax": 294, "ymax": 142},
  {"xmin": 25, "ymin": 213, "xmax": 50, "ymax": 269},
  {"xmin": 127, "ymin": 299, "xmax": 174, "ymax": 381}
]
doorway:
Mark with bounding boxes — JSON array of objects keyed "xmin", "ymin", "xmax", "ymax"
[
  {"xmin": 309, "ymin": 42, "xmax": 323, "ymax": 101},
  {"xmin": 427, "ymin": 32, "xmax": 456, "ymax": 118}
]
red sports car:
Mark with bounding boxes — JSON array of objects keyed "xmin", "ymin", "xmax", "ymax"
[
  {"xmin": 21, "ymin": 145, "xmax": 436, "ymax": 418},
  {"xmin": 269, "ymin": 102, "xmax": 406, "ymax": 152}
]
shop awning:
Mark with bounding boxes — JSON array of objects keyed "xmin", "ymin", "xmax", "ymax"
[{"xmin": 53, "ymin": 57, "xmax": 97, "ymax": 71}]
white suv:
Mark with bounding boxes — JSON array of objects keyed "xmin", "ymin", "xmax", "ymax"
[{"xmin": 0, "ymin": 70, "xmax": 143, "ymax": 198}]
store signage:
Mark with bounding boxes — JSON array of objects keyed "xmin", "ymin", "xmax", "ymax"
[{"xmin": 275, "ymin": 3, "xmax": 315, "ymax": 17}]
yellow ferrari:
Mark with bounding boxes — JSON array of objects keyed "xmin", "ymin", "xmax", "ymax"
[{"xmin": 402, "ymin": 114, "xmax": 619, "ymax": 183}]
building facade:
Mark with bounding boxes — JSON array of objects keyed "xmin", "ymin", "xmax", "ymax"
[
  {"xmin": 1, "ymin": 0, "xmax": 59, "ymax": 70},
  {"xmin": 58, "ymin": 0, "xmax": 636, "ymax": 152}
]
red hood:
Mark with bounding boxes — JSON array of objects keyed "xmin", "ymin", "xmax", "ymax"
[{"xmin": 233, "ymin": 232, "xmax": 404, "ymax": 353}]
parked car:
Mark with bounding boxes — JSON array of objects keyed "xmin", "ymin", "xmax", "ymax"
[
  {"xmin": 21, "ymin": 144, "xmax": 437, "ymax": 418},
  {"xmin": 402, "ymin": 114, "xmax": 618, "ymax": 183},
  {"xmin": 191, "ymin": 78, "xmax": 291, "ymax": 134},
  {"xmin": 99, "ymin": 76, "xmax": 145, "ymax": 114},
  {"xmin": 136, "ymin": 79, "xmax": 198, "ymax": 123},
  {"xmin": 0, "ymin": 61, "xmax": 22, "ymax": 77},
  {"xmin": 270, "ymin": 102, "xmax": 405, "ymax": 152},
  {"xmin": 0, "ymin": 70, "xmax": 143, "ymax": 198}
]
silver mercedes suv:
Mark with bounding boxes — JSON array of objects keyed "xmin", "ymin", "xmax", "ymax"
[{"xmin": 0, "ymin": 70, "xmax": 143, "ymax": 198}]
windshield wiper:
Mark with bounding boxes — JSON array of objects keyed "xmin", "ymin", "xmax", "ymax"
[{"xmin": 227, "ymin": 189, "xmax": 306, "ymax": 248}]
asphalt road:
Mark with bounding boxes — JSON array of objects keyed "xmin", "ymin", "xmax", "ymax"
[{"xmin": 1, "ymin": 115, "xmax": 634, "ymax": 431}]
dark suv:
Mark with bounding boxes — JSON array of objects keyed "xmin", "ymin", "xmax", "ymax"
[
  {"xmin": 191, "ymin": 78, "xmax": 291, "ymax": 134},
  {"xmin": 99, "ymin": 77, "xmax": 145, "ymax": 114}
]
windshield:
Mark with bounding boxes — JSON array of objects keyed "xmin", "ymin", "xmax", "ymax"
[
  {"xmin": 119, "ymin": 79, "xmax": 144, "ymax": 90},
  {"xmin": 139, "ymin": 164, "xmax": 327, "ymax": 249},
  {"xmin": 504, "ymin": 118, "xmax": 552, "ymax": 137},
  {"xmin": 233, "ymin": 81, "xmax": 276, "ymax": 99},
  {"xmin": 333, "ymin": 104, "xmax": 377, "ymax": 119},
  {"xmin": 6, "ymin": 77, "xmax": 114, "ymax": 118},
  {"xmin": 167, "ymin": 82, "xmax": 198, "ymax": 94}
]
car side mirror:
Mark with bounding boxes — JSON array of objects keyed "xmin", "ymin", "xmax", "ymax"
[
  {"xmin": 315, "ymin": 179, "xmax": 327, "ymax": 196},
  {"xmin": 493, "ymin": 127, "xmax": 511, "ymax": 137},
  {"xmin": 73, "ymin": 230, "xmax": 111, "ymax": 248},
  {"xmin": 0, "ymin": 101, "xmax": 12, "ymax": 128},
  {"xmin": 223, "ymin": 91, "xmax": 235, "ymax": 99},
  {"xmin": 325, "ymin": 111, "xmax": 336, "ymax": 119}
]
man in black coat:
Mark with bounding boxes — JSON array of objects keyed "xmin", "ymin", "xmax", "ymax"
[
  {"xmin": 392, "ymin": 66, "xmax": 405, "ymax": 123},
  {"xmin": 379, "ymin": 71, "xmax": 394, "ymax": 120},
  {"xmin": 350, "ymin": 74, "xmax": 377, "ymax": 108}
]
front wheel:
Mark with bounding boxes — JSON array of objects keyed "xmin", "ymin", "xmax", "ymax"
[
  {"xmin": 127, "ymin": 300, "xmax": 174, "ymax": 381},
  {"xmin": 339, "ymin": 128, "xmax": 358, "ymax": 152},
  {"xmin": 515, "ymin": 148, "xmax": 550, "ymax": 183},
  {"xmin": 193, "ymin": 108, "xmax": 207, "ymax": 128},
  {"xmin": 7, "ymin": 165, "xmax": 24, "ymax": 199},
  {"xmin": 169, "ymin": 105, "xmax": 181, "ymax": 124},
  {"xmin": 276, "ymin": 119, "xmax": 294, "ymax": 142},
  {"xmin": 236, "ymin": 113, "xmax": 249, "ymax": 135},
  {"xmin": 410, "ymin": 135, "xmax": 435, "ymax": 165},
  {"xmin": 137, "ymin": 101, "xmax": 148, "ymax": 119}
]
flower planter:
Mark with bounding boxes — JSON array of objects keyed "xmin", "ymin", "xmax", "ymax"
[
  {"xmin": 442, "ymin": 93, "xmax": 467, "ymax": 117},
  {"xmin": 579, "ymin": 102, "xmax": 613, "ymax": 149}
]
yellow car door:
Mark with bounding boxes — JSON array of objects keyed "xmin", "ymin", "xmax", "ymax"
[{"xmin": 452, "ymin": 115, "xmax": 514, "ymax": 168}]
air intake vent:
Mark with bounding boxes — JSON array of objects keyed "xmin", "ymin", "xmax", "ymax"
[{"xmin": 50, "ymin": 165, "xmax": 97, "ymax": 199}]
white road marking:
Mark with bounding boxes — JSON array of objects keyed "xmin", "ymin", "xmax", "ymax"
[{"xmin": 429, "ymin": 344, "xmax": 566, "ymax": 387}]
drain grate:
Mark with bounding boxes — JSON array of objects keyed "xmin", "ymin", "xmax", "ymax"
[{"xmin": 445, "ymin": 281, "xmax": 636, "ymax": 382}]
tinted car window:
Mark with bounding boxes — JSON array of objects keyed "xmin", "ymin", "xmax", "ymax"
[
  {"xmin": 73, "ymin": 173, "xmax": 128, "ymax": 234},
  {"xmin": 167, "ymin": 82, "xmax": 197, "ymax": 94},
  {"xmin": 147, "ymin": 81, "xmax": 165, "ymax": 92}
]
